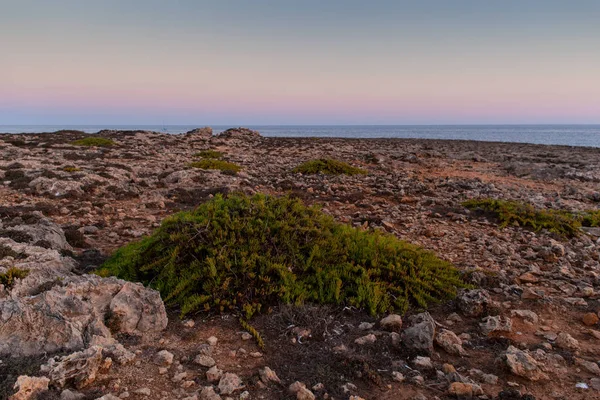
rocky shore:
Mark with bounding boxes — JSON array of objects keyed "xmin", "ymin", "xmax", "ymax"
[{"xmin": 1, "ymin": 128, "xmax": 599, "ymax": 400}]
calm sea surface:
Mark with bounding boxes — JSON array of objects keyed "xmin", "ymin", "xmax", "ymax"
[{"xmin": 1, "ymin": 125, "xmax": 599, "ymax": 148}]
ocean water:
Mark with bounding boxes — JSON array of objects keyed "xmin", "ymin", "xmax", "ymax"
[{"xmin": 1, "ymin": 125, "xmax": 599, "ymax": 148}]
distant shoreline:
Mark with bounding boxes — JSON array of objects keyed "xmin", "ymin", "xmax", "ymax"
[{"xmin": 2, "ymin": 125, "xmax": 600, "ymax": 148}]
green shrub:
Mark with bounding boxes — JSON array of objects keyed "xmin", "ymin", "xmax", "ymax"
[
  {"xmin": 98, "ymin": 194, "xmax": 464, "ymax": 319},
  {"xmin": 0, "ymin": 267, "xmax": 29, "ymax": 289},
  {"xmin": 582, "ymin": 210, "xmax": 600, "ymax": 227},
  {"xmin": 194, "ymin": 150, "xmax": 224, "ymax": 159},
  {"xmin": 463, "ymin": 198, "xmax": 599, "ymax": 237},
  {"xmin": 188, "ymin": 159, "xmax": 241, "ymax": 173},
  {"xmin": 70, "ymin": 137, "xmax": 116, "ymax": 147},
  {"xmin": 293, "ymin": 158, "xmax": 367, "ymax": 175}
]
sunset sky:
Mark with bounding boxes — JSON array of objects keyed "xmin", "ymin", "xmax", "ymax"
[{"xmin": 2, "ymin": 0, "xmax": 599, "ymax": 125}]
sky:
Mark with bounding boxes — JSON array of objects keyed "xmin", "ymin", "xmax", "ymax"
[{"xmin": 1, "ymin": 0, "xmax": 599, "ymax": 125}]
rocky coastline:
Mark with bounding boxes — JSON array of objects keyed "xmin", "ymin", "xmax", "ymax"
[{"xmin": 1, "ymin": 128, "xmax": 599, "ymax": 400}]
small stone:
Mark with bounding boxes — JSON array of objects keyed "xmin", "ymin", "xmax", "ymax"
[
  {"xmin": 12, "ymin": 376, "xmax": 50, "ymax": 400},
  {"xmin": 158, "ymin": 367, "xmax": 168, "ymax": 375},
  {"xmin": 435, "ymin": 329, "xmax": 466, "ymax": 355},
  {"xmin": 354, "ymin": 334, "xmax": 377, "ymax": 345},
  {"xmin": 412, "ymin": 356, "xmax": 433, "ymax": 370},
  {"xmin": 259, "ymin": 366, "xmax": 282, "ymax": 385},
  {"xmin": 241, "ymin": 332, "xmax": 252, "ymax": 341},
  {"xmin": 575, "ymin": 358, "xmax": 600, "ymax": 375},
  {"xmin": 133, "ymin": 388, "xmax": 151, "ymax": 396},
  {"xmin": 194, "ymin": 355, "xmax": 216, "ymax": 367},
  {"xmin": 153, "ymin": 350, "xmax": 174, "ymax": 366},
  {"xmin": 511, "ymin": 310, "xmax": 539, "ymax": 324},
  {"xmin": 207, "ymin": 336, "xmax": 218, "ymax": 346},
  {"xmin": 555, "ymin": 332, "xmax": 580, "ymax": 351},
  {"xmin": 61, "ymin": 389, "xmax": 85, "ymax": 400},
  {"xmin": 448, "ymin": 382, "xmax": 473, "ymax": 397},
  {"xmin": 583, "ymin": 313, "xmax": 599, "ymax": 326},
  {"xmin": 218, "ymin": 373, "xmax": 243, "ymax": 395},
  {"xmin": 206, "ymin": 366, "xmax": 223, "ymax": 382},
  {"xmin": 504, "ymin": 345, "xmax": 548, "ymax": 381},
  {"xmin": 392, "ymin": 371, "xmax": 405, "ymax": 382},
  {"xmin": 441, "ymin": 364, "xmax": 456, "ymax": 374},
  {"xmin": 199, "ymin": 386, "xmax": 222, "ymax": 400},
  {"xmin": 480, "ymin": 315, "xmax": 512, "ymax": 336},
  {"xmin": 358, "ymin": 322, "xmax": 375, "ymax": 330},
  {"xmin": 289, "ymin": 382, "xmax": 315, "ymax": 400},
  {"xmin": 380, "ymin": 314, "xmax": 403, "ymax": 332},
  {"xmin": 183, "ymin": 320, "xmax": 195, "ymax": 328},
  {"xmin": 172, "ymin": 372, "xmax": 188, "ymax": 382}
]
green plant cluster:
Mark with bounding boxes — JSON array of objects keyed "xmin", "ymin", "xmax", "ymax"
[
  {"xmin": 188, "ymin": 159, "xmax": 241, "ymax": 173},
  {"xmin": 463, "ymin": 198, "xmax": 600, "ymax": 237},
  {"xmin": 194, "ymin": 150, "xmax": 224, "ymax": 159},
  {"xmin": 98, "ymin": 193, "xmax": 464, "ymax": 319},
  {"xmin": 63, "ymin": 166, "xmax": 81, "ymax": 172},
  {"xmin": 70, "ymin": 137, "xmax": 116, "ymax": 147},
  {"xmin": 0, "ymin": 267, "xmax": 29, "ymax": 289},
  {"xmin": 293, "ymin": 158, "xmax": 367, "ymax": 175}
]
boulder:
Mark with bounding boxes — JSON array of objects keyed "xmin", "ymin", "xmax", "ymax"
[
  {"xmin": 0, "ymin": 275, "xmax": 167, "ymax": 357},
  {"xmin": 218, "ymin": 373, "xmax": 243, "ymax": 395},
  {"xmin": 480, "ymin": 315, "xmax": 513, "ymax": 336}
]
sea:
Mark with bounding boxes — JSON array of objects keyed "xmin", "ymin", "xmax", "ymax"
[{"xmin": 1, "ymin": 125, "xmax": 599, "ymax": 148}]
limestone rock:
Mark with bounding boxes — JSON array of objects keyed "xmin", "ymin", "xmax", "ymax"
[
  {"xmin": 259, "ymin": 366, "xmax": 282, "ymax": 385},
  {"xmin": 217, "ymin": 127, "xmax": 261, "ymax": 140},
  {"xmin": 154, "ymin": 350, "xmax": 174, "ymax": 366},
  {"xmin": 0, "ymin": 274, "xmax": 167, "ymax": 357},
  {"xmin": 503, "ymin": 345, "xmax": 549, "ymax": 381},
  {"xmin": 199, "ymin": 386, "xmax": 222, "ymax": 400},
  {"xmin": 457, "ymin": 289, "xmax": 493, "ymax": 317},
  {"xmin": 480, "ymin": 315, "xmax": 512, "ymax": 336},
  {"xmin": 555, "ymin": 332, "xmax": 580, "ymax": 351},
  {"xmin": 401, "ymin": 312, "xmax": 436, "ymax": 353},
  {"xmin": 10, "ymin": 376, "xmax": 50, "ymax": 400},
  {"xmin": 354, "ymin": 333, "xmax": 376, "ymax": 345},
  {"xmin": 380, "ymin": 314, "xmax": 403, "ymax": 332},
  {"xmin": 42, "ymin": 346, "xmax": 105, "ymax": 389},
  {"xmin": 435, "ymin": 329, "xmax": 466, "ymax": 355},
  {"xmin": 218, "ymin": 373, "xmax": 243, "ymax": 395}
]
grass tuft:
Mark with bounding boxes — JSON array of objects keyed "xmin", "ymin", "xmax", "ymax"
[
  {"xmin": 98, "ymin": 193, "xmax": 465, "ymax": 319},
  {"xmin": 293, "ymin": 158, "xmax": 367, "ymax": 175},
  {"xmin": 463, "ymin": 198, "xmax": 600, "ymax": 238},
  {"xmin": 70, "ymin": 137, "xmax": 116, "ymax": 147},
  {"xmin": 194, "ymin": 150, "xmax": 224, "ymax": 159},
  {"xmin": 188, "ymin": 159, "xmax": 241, "ymax": 173},
  {"xmin": 63, "ymin": 166, "xmax": 81, "ymax": 172},
  {"xmin": 0, "ymin": 267, "xmax": 29, "ymax": 289}
]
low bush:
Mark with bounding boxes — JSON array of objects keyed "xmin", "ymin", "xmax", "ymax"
[
  {"xmin": 188, "ymin": 159, "xmax": 241, "ymax": 173},
  {"xmin": 293, "ymin": 158, "xmax": 367, "ymax": 175},
  {"xmin": 194, "ymin": 150, "xmax": 224, "ymax": 159},
  {"xmin": 0, "ymin": 267, "xmax": 29, "ymax": 289},
  {"xmin": 70, "ymin": 137, "xmax": 116, "ymax": 147},
  {"xmin": 98, "ymin": 194, "xmax": 465, "ymax": 319},
  {"xmin": 463, "ymin": 198, "xmax": 599, "ymax": 237},
  {"xmin": 63, "ymin": 166, "xmax": 81, "ymax": 172}
]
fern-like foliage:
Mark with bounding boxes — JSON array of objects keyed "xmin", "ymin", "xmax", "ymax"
[
  {"xmin": 98, "ymin": 194, "xmax": 464, "ymax": 318},
  {"xmin": 188, "ymin": 159, "xmax": 241, "ymax": 173},
  {"xmin": 463, "ymin": 198, "xmax": 599, "ymax": 238},
  {"xmin": 293, "ymin": 158, "xmax": 367, "ymax": 175},
  {"xmin": 0, "ymin": 267, "xmax": 29, "ymax": 289}
]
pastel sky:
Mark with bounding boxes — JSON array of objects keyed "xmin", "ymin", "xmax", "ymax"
[{"xmin": 2, "ymin": 0, "xmax": 599, "ymax": 125}]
